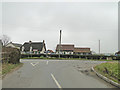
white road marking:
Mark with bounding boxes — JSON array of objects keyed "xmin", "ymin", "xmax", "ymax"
[
  {"xmin": 46, "ymin": 61, "xmax": 49, "ymax": 65},
  {"xmin": 51, "ymin": 73, "xmax": 62, "ymax": 88},
  {"xmin": 30, "ymin": 62, "xmax": 39, "ymax": 66}
]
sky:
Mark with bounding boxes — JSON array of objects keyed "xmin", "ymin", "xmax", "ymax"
[{"xmin": 1, "ymin": 1, "xmax": 118, "ymax": 53}]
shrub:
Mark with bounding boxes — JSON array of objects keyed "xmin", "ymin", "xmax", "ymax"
[
  {"xmin": 2, "ymin": 47, "xmax": 20, "ymax": 64},
  {"xmin": 9, "ymin": 49, "xmax": 20, "ymax": 64}
]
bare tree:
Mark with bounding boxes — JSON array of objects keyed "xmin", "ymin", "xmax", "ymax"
[{"xmin": 1, "ymin": 35, "xmax": 11, "ymax": 46}]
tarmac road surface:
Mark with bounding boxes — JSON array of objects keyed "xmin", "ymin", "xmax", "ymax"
[{"xmin": 2, "ymin": 59, "xmax": 116, "ymax": 88}]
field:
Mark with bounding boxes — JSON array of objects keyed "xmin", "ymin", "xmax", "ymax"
[{"xmin": 94, "ymin": 62, "xmax": 120, "ymax": 84}]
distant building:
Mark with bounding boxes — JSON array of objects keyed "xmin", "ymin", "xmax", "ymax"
[
  {"xmin": 74, "ymin": 47, "xmax": 91, "ymax": 55},
  {"xmin": 6, "ymin": 42, "xmax": 22, "ymax": 49},
  {"xmin": 46, "ymin": 49, "xmax": 54, "ymax": 54},
  {"xmin": 91, "ymin": 51, "xmax": 96, "ymax": 55},
  {"xmin": 56, "ymin": 44, "xmax": 74, "ymax": 54},
  {"xmin": 56, "ymin": 44, "xmax": 92, "ymax": 55},
  {"xmin": 21, "ymin": 40, "xmax": 46, "ymax": 54},
  {"xmin": 115, "ymin": 51, "xmax": 120, "ymax": 56}
]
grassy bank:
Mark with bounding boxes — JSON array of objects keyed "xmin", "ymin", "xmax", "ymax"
[
  {"xmin": 21, "ymin": 57, "xmax": 117, "ymax": 61},
  {"xmin": 94, "ymin": 62, "xmax": 120, "ymax": 84},
  {"xmin": 2, "ymin": 63, "xmax": 23, "ymax": 76}
]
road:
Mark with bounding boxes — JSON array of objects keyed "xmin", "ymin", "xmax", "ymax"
[{"xmin": 2, "ymin": 59, "xmax": 116, "ymax": 88}]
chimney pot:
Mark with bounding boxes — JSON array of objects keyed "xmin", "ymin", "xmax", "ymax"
[
  {"xmin": 29, "ymin": 40, "xmax": 32, "ymax": 44},
  {"xmin": 43, "ymin": 40, "xmax": 45, "ymax": 43}
]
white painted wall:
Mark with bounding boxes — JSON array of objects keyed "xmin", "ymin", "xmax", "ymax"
[
  {"xmin": 22, "ymin": 46, "xmax": 24, "ymax": 51},
  {"xmin": 30, "ymin": 46, "xmax": 32, "ymax": 52},
  {"xmin": 41, "ymin": 46, "xmax": 45, "ymax": 54},
  {"xmin": 6, "ymin": 43, "xmax": 15, "ymax": 48}
]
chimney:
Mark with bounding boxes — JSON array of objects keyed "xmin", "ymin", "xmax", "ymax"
[
  {"xmin": 43, "ymin": 40, "xmax": 45, "ymax": 43},
  {"xmin": 29, "ymin": 40, "xmax": 32, "ymax": 44}
]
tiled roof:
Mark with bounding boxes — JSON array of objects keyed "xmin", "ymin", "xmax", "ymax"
[
  {"xmin": 56, "ymin": 44, "xmax": 74, "ymax": 51},
  {"xmin": 47, "ymin": 50, "xmax": 54, "ymax": 53},
  {"xmin": 74, "ymin": 47, "xmax": 91, "ymax": 53}
]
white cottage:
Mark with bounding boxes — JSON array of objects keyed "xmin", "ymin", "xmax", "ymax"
[
  {"xmin": 6, "ymin": 42, "xmax": 22, "ymax": 49},
  {"xmin": 21, "ymin": 40, "xmax": 46, "ymax": 54}
]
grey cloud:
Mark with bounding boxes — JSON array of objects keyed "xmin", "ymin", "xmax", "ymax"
[{"xmin": 2, "ymin": 2, "xmax": 118, "ymax": 53}]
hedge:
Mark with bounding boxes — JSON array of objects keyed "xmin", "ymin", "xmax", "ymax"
[{"xmin": 2, "ymin": 47, "xmax": 20, "ymax": 64}]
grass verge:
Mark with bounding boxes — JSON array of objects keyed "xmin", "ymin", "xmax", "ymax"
[
  {"xmin": 2, "ymin": 63, "xmax": 23, "ymax": 78},
  {"xmin": 94, "ymin": 62, "xmax": 120, "ymax": 84}
]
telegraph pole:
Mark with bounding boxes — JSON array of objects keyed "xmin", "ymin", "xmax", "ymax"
[
  {"xmin": 59, "ymin": 30, "xmax": 62, "ymax": 58},
  {"xmin": 99, "ymin": 40, "xmax": 100, "ymax": 54}
]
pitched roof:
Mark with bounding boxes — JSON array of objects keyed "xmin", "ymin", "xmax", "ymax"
[
  {"xmin": 12, "ymin": 43, "xmax": 22, "ymax": 47},
  {"xmin": 74, "ymin": 47, "xmax": 91, "ymax": 53},
  {"xmin": 22, "ymin": 42, "xmax": 45, "ymax": 52},
  {"xmin": 116, "ymin": 51, "xmax": 120, "ymax": 54},
  {"xmin": 47, "ymin": 49, "xmax": 54, "ymax": 53},
  {"xmin": 56, "ymin": 44, "xmax": 74, "ymax": 51},
  {"xmin": 7, "ymin": 42, "xmax": 22, "ymax": 47}
]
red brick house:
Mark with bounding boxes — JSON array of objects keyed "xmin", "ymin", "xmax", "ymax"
[
  {"xmin": 74, "ymin": 47, "xmax": 91, "ymax": 55},
  {"xmin": 46, "ymin": 49, "xmax": 54, "ymax": 54},
  {"xmin": 115, "ymin": 51, "xmax": 120, "ymax": 56},
  {"xmin": 56, "ymin": 44, "xmax": 91, "ymax": 55},
  {"xmin": 56, "ymin": 44, "xmax": 74, "ymax": 54}
]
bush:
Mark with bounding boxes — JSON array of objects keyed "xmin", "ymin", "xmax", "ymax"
[
  {"xmin": 9, "ymin": 49, "xmax": 20, "ymax": 64},
  {"xmin": 2, "ymin": 47, "xmax": 21, "ymax": 64}
]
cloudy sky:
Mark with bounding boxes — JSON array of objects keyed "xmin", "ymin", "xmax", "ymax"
[{"xmin": 1, "ymin": 2, "xmax": 118, "ymax": 53}]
